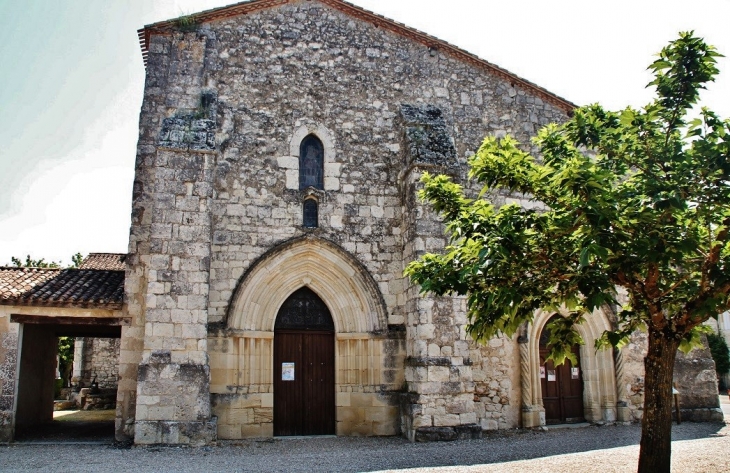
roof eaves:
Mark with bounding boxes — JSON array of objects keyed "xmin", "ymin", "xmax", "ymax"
[{"xmin": 0, "ymin": 299, "xmax": 124, "ymax": 311}]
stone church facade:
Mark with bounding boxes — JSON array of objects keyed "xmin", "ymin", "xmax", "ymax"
[{"xmin": 0, "ymin": 0, "xmax": 722, "ymax": 446}]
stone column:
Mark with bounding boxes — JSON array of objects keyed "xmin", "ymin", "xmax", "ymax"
[
  {"xmin": 614, "ymin": 347, "xmax": 631, "ymax": 422},
  {"xmin": 399, "ymin": 104, "xmax": 480, "ymax": 441},
  {"xmin": 71, "ymin": 337, "xmax": 86, "ymax": 387},
  {"xmin": 518, "ymin": 327, "xmax": 540, "ymax": 428}
]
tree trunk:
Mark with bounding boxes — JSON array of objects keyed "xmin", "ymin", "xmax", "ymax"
[{"xmin": 637, "ymin": 329, "xmax": 680, "ymax": 473}]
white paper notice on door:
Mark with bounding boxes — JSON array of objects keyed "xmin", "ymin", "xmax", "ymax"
[
  {"xmin": 282, "ymin": 362, "xmax": 295, "ymax": 381},
  {"xmin": 547, "ymin": 370, "xmax": 556, "ymax": 382}
]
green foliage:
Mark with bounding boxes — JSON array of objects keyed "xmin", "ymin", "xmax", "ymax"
[
  {"xmin": 7, "ymin": 253, "xmax": 85, "ymax": 269},
  {"xmin": 57, "ymin": 336, "xmax": 75, "ymax": 387},
  {"xmin": 58, "ymin": 336, "xmax": 74, "ymax": 366},
  {"xmin": 707, "ymin": 331, "xmax": 730, "ymax": 375},
  {"xmin": 10, "ymin": 255, "xmax": 61, "ymax": 268},
  {"xmin": 678, "ymin": 324, "xmax": 714, "ymax": 354},
  {"xmin": 70, "ymin": 252, "xmax": 83, "ymax": 269},
  {"xmin": 543, "ymin": 316, "xmax": 585, "ymax": 366},
  {"xmin": 405, "ymin": 32, "xmax": 730, "ymax": 365}
]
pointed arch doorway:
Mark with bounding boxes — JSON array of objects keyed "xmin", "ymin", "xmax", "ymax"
[
  {"xmin": 273, "ymin": 287, "xmax": 335, "ymax": 436},
  {"xmin": 539, "ymin": 317, "xmax": 585, "ymax": 424}
]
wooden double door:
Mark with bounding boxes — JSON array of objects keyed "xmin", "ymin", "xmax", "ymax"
[
  {"xmin": 273, "ymin": 287, "xmax": 335, "ymax": 436},
  {"xmin": 539, "ymin": 320, "xmax": 585, "ymax": 424}
]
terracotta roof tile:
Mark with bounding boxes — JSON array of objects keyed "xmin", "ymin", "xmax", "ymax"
[
  {"xmin": 79, "ymin": 253, "xmax": 128, "ymax": 271},
  {"xmin": 0, "ymin": 267, "xmax": 124, "ymax": 309}
]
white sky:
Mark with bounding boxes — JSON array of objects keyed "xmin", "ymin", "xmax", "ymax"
[{"xmin": 1, "ymin": 0, "xmax": 729, "ymax": 265}]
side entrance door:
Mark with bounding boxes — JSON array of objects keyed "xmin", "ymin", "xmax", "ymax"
[
  {"xmin": 273, "ymin": 287, "xmax": 335, "ymax": 436},
  {"xmin": 539, "ymin": 319, "xmax": 585, "ymax": 424}
]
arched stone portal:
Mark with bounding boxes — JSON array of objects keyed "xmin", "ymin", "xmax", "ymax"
[
  {"xmin": 520, "ymin": 309, "xmax": 617, "ymax": 427},
  {"xmin": 226, "ymin": 236, "xmax": 387, "ymax": 334},
  {"xmin": 209, "ymin": 237, "xmax": 403, "ymax": 439}
]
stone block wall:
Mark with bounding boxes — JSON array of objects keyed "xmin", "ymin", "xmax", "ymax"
[
  {"xmin": 672, "ymin": 341, "xmax": 722, "ymax": 421},
  {"xmin": 709, "ymin": 313, "xmax": 730, "ymax": 388},
  {"xmin": 124, "ymin": 0, "xmax": 572, "ymax": 444},
  {"xmin": 471, "ymin": 335, "xmax": 521, "ymax": 430},
  {"xmin": 198, "ymin": 1, "xmax": 568, "ymax": 334},
  {"xmin": 615, "ymin": 331, "xmax": 648, "ymax": 422},
  {"xmin": 73, "ymin": 337, "xmax": 121, "ymax": 390},
  {"xmin": 0, "ymin": 314, "xmax": 18, "ymax": 442},
  {"xmin": 614, "ymin": 330, "xmax": 722, "ymax": 423},
  {"xmin": 135, "ymin": 351, "xmax": 216, "ymax": 446}
]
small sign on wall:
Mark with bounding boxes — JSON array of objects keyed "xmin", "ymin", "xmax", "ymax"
[
  {"xmin": 571, "ymin": 367, "xmax": 580, "ymax": 379},
  {"xmin": 547, "ymin": 370, "xmax": 556, "ymax": 382},
  {"xmin": 282, "ymin": 362, "xmax": 295, "ymax": 381},
  {"xmin": 540, "ymin": 366, "xmax": 546, "ymax": 379}
]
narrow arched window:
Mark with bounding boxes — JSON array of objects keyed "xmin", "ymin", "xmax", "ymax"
[
  {"xmin": 299, "ymin": 135, "xmax": 324, "ymax": 190},
  {"xmin": 303, "ymin": 199, "xmax": 318, "ymax": 228}
]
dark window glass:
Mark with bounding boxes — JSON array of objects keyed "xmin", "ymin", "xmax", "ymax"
[
  {"xmin": 299, "ymin": 135, "xmax": 324, "ymax": 190},
  {"xmin": 275, "ymin": 287, "xmax": 334, "ymax": 331},
  {"xmin": 303, "ymin": 200, "xmax": 318, "ymax": 228}
]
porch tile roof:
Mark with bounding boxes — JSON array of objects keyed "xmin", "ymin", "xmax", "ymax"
[{"xmin": 0, "ymin": 267, "xmax": 124, "ymax": 309}]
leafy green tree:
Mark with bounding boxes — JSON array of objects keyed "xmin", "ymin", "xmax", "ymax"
[
  {"xmin": 70, "ymin": 252, "xmax": 84, "ymax": 269},
  {"xmin": 10, "ymin": 255, "xmax": 61, "ymax": 268},
  {"xmin": 406, "ymin": 33, "xmax": 728, "ymax": 473},
  {"xmin": 57, "ymin": 336, "xmax": 75, "ymax": 387},
  {"xmin": 707, "ymin": 331, "xmax": 730, "ymax": 386}
]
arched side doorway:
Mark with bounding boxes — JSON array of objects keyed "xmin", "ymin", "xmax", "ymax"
[
  {"xmin": 273, "ymin": 287, "xmax": 335, "ymax": 436},
  {"xmin": 539, "ymin": 318, "xmax": 584, "ymax": 424},
  {"xmin": 520, "ymin": 309, "xmax": 618, "ymax": 428}
]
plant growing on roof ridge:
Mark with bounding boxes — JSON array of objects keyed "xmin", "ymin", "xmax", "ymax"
[
  {"xmin": 174, "ymin": 12, "xmax": 199, "ymax": 32},
  {"xmin": 405, "ymin": 31, "xmax": 728, "ymax": 473}
]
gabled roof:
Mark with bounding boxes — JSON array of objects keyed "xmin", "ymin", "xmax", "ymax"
[
  {"xmin": 0, "ymin": 267, "xmax": 124, "ymax": 310},
  {"xmin": 79, "ymin": 253, "xmax": 127, "ymax": 271},
  {"xmin": 138, "ymin": 0, "xmax": 575, "ymax": 113}
]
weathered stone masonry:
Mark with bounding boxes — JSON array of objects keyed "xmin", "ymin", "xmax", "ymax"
[
  {"xmin": 73, "ymin": 337, "xmax": 121, "ymax": 390},
  {"xmin": 113, "ymin": 0, "xmax": 722, "ymax": 445},
  {"xmin": 123, "ymin": 0, "xmax": 571, "ymax": 444},
  {"xmin": 0, "ymin": 0, "xmax": 720, "ymax": 447}
]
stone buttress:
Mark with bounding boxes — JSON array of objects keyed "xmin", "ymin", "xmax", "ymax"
[
  {"xmin": 398, "ymin": 104, "xmax": 481, "ymax": 441},
  {"xmin": 123, "ymin": 29, "xmax": 218, "ymax": 445}
]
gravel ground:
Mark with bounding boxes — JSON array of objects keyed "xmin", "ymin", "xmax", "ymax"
[{"xmin": 1, "ymin": 398, "xmax": 728, "ymax": 473}]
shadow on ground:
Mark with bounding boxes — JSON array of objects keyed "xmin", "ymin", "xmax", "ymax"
[
  {"xmin": 3, "ymin": 401, "xmax": 727, "ymax": 473},
  {"xmin": 14, "ymin": 409, "xmax": 115, "ymax": 444},
  {"xmin": 210, "ymin": 414, "xmax": 728, "ymax": 472}
]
